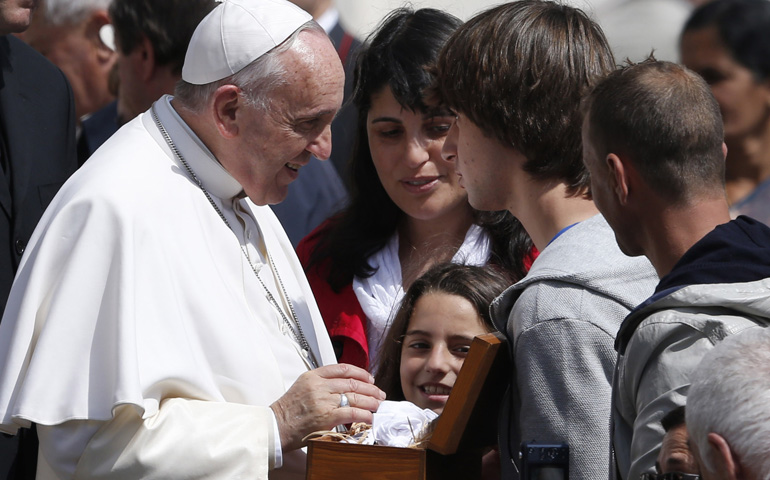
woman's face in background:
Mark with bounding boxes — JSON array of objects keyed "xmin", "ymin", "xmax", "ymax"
[
  {"xmin": 366, "ymin": 86, "xmax": 468, "ymax": 224},
  {"xmin": 680, "ymin": 26, "xmax": 770, "ymax": 140}
]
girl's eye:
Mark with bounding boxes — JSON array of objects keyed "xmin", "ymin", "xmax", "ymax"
[
  {"xmin": 451, "ymin": 344, "xmax": 471, "ymax": 355},
  {"xmin": 407, "ymin": 341, "xmax": 430, "ymax": 350}
]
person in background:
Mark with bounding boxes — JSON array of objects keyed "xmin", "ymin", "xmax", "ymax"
[
  {"xmin": 375, "ymin": 262, "xmax": 510, "ymax": 414},
  {"xmin": 0, "ymin": 0, "xmax": 79, "ymax": 478},
  {"xmin": 581, "ymin": 58, "xmax": 770, "ymax": 479},
  {"xmin": 20, "ymin": 0, "xmax": 115, "ymax": 164},
  {"xmin": 680, "ymin": 0, "xmax": 770, "ymax": 225},
  {"xmin": 0, "ymin": 0, "xmax": 384, "ymax": 477},
  {"xmin": 687, "ymin": 329, "xmax": 770, "ymax": 479},
  {"xmin": 655, "ymin": 406, "xmax": 700, "ymax": 476},
  {"xmin": 297, "ymin": 7, "xmax": 533, "ymax": 373},
  {"xmin": 76, "ymin": 0, "xmax": 217, "ymax": 163},
  {"xmin": 434, "ymin": 1, "xmax": 658, "ymax": 477}
]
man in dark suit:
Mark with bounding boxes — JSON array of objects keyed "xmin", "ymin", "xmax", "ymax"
[{"xmin": 0, "ymin": 1, "xmax": 79, "ymax": 477}]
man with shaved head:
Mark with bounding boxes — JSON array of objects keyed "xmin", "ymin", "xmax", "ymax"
[{"xmin": 582, "ymin": 58, "xmax": 770, "ymax": 479}]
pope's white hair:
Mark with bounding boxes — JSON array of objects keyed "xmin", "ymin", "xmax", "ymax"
[
  {"xmin": 686, "ymin": 328, "xmax": 770, "ymax": 478},
  {"xmin": 173, "ymin": 20, "xmax": 325, "ymax": 114},
  {"xmin": 39, "ymin": 0, "xmax": 112, "ymax": 26}
]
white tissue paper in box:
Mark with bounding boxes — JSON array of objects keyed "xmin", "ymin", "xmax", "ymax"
[{"xmin": 369, "ymin": 400, "xmax": 439, "ymax": 447}]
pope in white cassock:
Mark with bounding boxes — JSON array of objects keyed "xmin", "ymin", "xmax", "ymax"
[{"xmin": 0, "ymin": 0, "xmax": 386, "ymax": 478}]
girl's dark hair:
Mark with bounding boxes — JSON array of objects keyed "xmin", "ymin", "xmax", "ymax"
[
  {"xmin": 683, "ymin": 0, "xmax": 770, "ymax": 81},
  {"xmin": 307, "ymin": 7, "xmax": 532, "ymax": 291},
  {"xmin": 374, "ymin": 263, "xmax": 511, "ymax": 402}
]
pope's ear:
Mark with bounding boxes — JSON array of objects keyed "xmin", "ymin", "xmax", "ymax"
[
  {"xmin": 606, "ymin": 153, "xmax": 630, "ymax": 205},
  {"xmin": 211, "ymin": 85, "xmax": 241, "ymax": 139}
]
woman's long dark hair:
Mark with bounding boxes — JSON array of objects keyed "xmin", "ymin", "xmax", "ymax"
[
  {"xmin": 308, "ymin": 7, "xmax": 532, "ymax": 290},
  {"xmin": 374, "ymin": 263, "xmax": 511, "ymax": 402}
]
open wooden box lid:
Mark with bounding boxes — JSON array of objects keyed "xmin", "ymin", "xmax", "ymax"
[
  {"xmin": 426, "ymin": 331, "xmax": 509, "ymax": 454},
  {"xmin": 306, "ymin": 332, "xmax": 510, "ymax": 480}
]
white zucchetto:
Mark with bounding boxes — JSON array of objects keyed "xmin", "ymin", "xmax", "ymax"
[{"xmin": 182, "ymin": 0, "xmax": 312, "ymax": 85}]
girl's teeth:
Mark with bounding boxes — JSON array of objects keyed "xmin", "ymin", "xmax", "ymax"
[{"xmin": 423, "ymin": 385, "xmax": 451, "ymax": 395}]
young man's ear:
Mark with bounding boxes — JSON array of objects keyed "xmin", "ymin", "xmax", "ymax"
[{"xmin": 605, "ymin": 153, "xmax": 630, "ymax": 205}]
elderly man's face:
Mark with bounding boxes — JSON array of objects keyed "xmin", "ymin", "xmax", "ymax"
[
  {"xmin": 657, "ymin": 424, "xmax": 699, "ymax": 474},
  {"xmin": 0, "ymin": 0, "xmax": 37, "ymax": 34},
  {"xmin": 228, "ymin": 30, "xmax": 344, "ymax": 206},
  {"xmin": 24, "ymin": 14, "xmax": 115, "ymax": 120}
]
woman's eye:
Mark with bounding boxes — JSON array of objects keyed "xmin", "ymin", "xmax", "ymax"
[
  {"xmin": 378, "ymin": 128, "xmax": 403, "ymax": 138},
  {"xmin": 429, "ymin": 124, "xmax": 451, "ymax": 135},
  {"xmin": 452, "ymin": 345, "xmax": 471, "ymax": 354}
]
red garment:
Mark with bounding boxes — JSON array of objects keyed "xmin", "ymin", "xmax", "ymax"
[
  {"xmin": 297, "ymin": 220, "xmax": 540, "ymax": 371},
  {"xmin": 296, "ymin": 221, "xmax": 370, "ymax": 370}
]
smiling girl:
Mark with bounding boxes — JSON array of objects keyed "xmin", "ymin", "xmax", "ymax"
[{"xmin": 374, "ymin": 263, "xmax": 510, "ymax": 414}]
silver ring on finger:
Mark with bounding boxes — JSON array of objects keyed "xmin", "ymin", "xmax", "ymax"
[{"xmin": 339, "ymin": 393, "xmax": 350, "ymax": 408}]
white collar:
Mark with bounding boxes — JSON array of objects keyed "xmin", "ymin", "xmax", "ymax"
[{"xmin": 151, "ymin": 95, "xmax": 244, "ymax": 200}]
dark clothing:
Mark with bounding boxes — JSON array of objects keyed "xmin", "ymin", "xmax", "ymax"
[
  {"xmin": 327, "ymin": 21, "xmax": 360, "ymax": 186},
  {"xmin": 0, "ymin": 34, "xmax": 78, "ymax": 480},
  {"xmin": 77, "ymin": 100, "xmax": 119, "ymax": 165},
  {"xmin": 617, "ymin": 216, "xmax": 770, "ymax": 353},
  {"xmin": 0, "ymin": 35, "xmax": 77, "ymax": 318}
]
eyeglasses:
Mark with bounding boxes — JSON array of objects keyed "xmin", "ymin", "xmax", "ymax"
[{"xmin": 640, "ymin": 473, "xmax": 700, "ymax": 480}]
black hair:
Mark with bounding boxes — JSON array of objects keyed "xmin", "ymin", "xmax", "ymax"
[
  {"xmin": 683, "ymin": 0, "xmax": 770, "ymax": 81},
  {"xmin": 307, "ymin": 7, "xmax": 532, "ymax": 291},
  {"xmin": 109, "ymin": 0, "xmax": 217, "ymax": 75},
  {"xmin": 661, "ymin": 405, "xmax": 686, "ymax": 432}
]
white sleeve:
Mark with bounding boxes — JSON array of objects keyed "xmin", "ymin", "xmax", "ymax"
[{"xmin": 37, "ymin": 399, "xmax": 276, "ymax": 479}]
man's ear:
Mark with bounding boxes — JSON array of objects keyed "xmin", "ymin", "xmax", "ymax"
[
  {"xmin": 123, "ymin": 36, "xmax": 157, "ymax": 83},
  {"xmin": 707, "ymin": 432, "xmax": 741, "ymax": 480},
  {"xmin": 606, "ymin": 153, "xmax": 630, "ymax": 205},
  {"xmin": 85, "ymin": 10, "xmax": 113, "ymax": 64},
  {"xmin": 212, "ymin": 85, "xmax": 242, "ymax": 139}
]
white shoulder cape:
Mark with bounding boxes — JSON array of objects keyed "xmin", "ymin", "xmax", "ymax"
[{"xmin": 0, "ymin": 99, "xmax": 337, "ymax": 433}]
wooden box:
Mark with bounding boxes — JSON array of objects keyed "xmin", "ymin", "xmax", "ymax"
[{"xmin": 306, "ymin": 332, "xmax": 509, "ymax": 480}]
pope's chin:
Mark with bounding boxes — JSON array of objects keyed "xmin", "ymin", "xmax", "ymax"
[{"xmin": 245, "ymin": 184, "xmax": 290, "ymax": 206}]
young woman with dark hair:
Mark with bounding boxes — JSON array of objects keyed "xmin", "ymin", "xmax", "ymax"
[
  {"xmin": 680, "ymin": 0, "xmax": 770, "ymax": 224},
  {"xmin": 296, "ymin": 7, "xmax": 534, "ymax": 372}
]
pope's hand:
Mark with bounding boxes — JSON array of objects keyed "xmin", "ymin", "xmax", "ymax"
[{"xmin": 270, "ymin": 363, "xmax": 386, "ymax": 452}]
